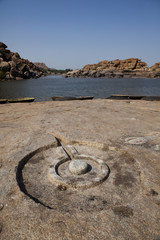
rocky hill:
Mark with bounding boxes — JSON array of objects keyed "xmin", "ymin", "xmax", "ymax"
[
  {"xmin": 0, "ymin": 42, "xmax": 47, "ymax": 81},
  {"xmin": 34, "ymin": 62, "xmax": 49, "ymax": 70},
  {"xmin": 63, "ymin": 58, "xmax": 160, "ymax": 78},
  {"xmin": 34, "ymin": 62, "xmax": 71, "ymax": 75}
]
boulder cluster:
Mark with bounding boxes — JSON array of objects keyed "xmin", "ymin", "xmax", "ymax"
[
  {"xmin": 34, "ymin": 62, "xmax": 49, "ymax": 70},
  {"xmin": 64, "ymin": 58, "xmax": 160, "ymax": 78},
  {"xmin": 0, "ymin": 42, "xmax": 46, "ymax": 80}
]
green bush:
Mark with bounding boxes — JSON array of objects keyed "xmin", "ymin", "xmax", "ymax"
[
  {"xmin": 0, "ymin": 71, "xmax": 6, "ymax": 80},
  {"xmin": 48, "ymin": 68, "xmax": 73, "ymax": 74}
]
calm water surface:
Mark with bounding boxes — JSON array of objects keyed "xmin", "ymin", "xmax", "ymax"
[{"xmin": 0, "ymin": 75, "xmax": 160, "ymax": 101}]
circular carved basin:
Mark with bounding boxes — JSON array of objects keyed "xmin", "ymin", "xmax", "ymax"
[{"xmin": 49, "ymin": 153, "xmax": 109, "ymax": 189}]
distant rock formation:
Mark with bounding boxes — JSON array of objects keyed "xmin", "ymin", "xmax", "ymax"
[
  {"xmin": 34, "ymin": 63, "xmax": 70, "ymax": 75},
  {"xmin": 149, "ymin": 62, "xmax": 160, "ymax": 73},
  {"xmin": 63, "ymin": 58, "xmax": 160, "ymax": 78},
  {"xmin": 0, "ymin": 42, "xmax": 47, "ymax": 81},
  {"xmin": 34, "ymin": 62, "xmax": 49, "ymax": 70}
]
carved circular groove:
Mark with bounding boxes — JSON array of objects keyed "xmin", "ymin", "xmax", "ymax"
[
  {"xmin": 49, "ymin": 154, "xmax": 109, "ymax": 189},
  {"xmin": 16, "ymin": 142, "xmax": 142, "ymax": 211}
]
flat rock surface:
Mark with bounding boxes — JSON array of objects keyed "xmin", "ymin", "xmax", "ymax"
[{"xmin": 0, "ymin": 99, "xmax": 160, "ymax": 240}]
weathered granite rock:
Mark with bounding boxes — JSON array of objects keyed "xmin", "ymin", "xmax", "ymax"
[
  {"xmin": 149, "ymin": 62, "xmax": 160, "ymax": 78},
  {"xmin": 0, "ymin": 100, "xmax": 160, "ymax": 239},
  {"xmin": 150, "ymin": 62, "xmax": 160, "ymax": 72},
  {"xmin": 34, "ymin": 62, "xmax": 48, "ymax": 70},
  {"xmin": 64, "ymin": 58, "xmax": 160, "ymax": 78},
  {"xmin": 64, "ymin": 69, "xmax": 81, "ymax": 78},
  {"xmin": 0, "ymin": 42, "xmax": 7, "ymax": 49},
  {"xmin": 0, "ymin": 48, "xmax": 12, "ymax": 61},
  {"xmin": 0, "ymin": 42, "xmax": 46, "ymax": 81},
  {"xmin": 69, "ymin": 159, "xmax": 89, "ymax": 175},
  {"xmin": 0, "ymin": 61, "xmax": 10, "ymax": 72}
]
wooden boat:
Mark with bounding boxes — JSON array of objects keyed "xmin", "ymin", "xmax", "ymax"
[
  {"xmin": 52, "ymin": 96, "xmax": 77, "ymax": 101},
  {"xmin": 8, "ymin": 97, "xmax": 35, "ymax": 103},
  {"xmin": 108, "ymin": 94, "xmax": 130, "ymax": 100},
  {"xmin": 52, "ymin": 96, "xmax": 94, "ymax": 101},
  {"xmin": 142, "ymin": 96, "xmax": 160, "ymax": 101},
  {"xmin": 0, "ymin": 99, "xmax": 8, "ymax": 104},
  {"xmin": 108, "ymin": 95, "xmax": 144, "ymax": 100},
  {"xmin": 108, "ymin": 95, "xmax": 160, "ymax": 101},
  {"xmin": 76, "ymin": 96, "xmax": 94, "ymax": 100}
]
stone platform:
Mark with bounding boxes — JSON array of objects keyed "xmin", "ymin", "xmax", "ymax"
[{"xmin": 0, "ymin": 99, "xmax": 160, "ymax": 240}]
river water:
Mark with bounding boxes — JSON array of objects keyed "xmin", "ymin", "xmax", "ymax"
[{"xmin": 0, "ymin": 75, "xmax": 160, "ymax": 101}]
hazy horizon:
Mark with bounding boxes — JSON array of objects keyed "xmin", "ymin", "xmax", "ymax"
[{"xmin": 0, "ymin": 0, "xmax": 160, "ymax": 69}]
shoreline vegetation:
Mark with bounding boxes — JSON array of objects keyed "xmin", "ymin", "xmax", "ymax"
[
  {"xmin": 0, "ymin": 41, "xmax": 160, "ymax": 81},
  {"xmin": 34, "ymin": 62, "xmax": 72, "ymax": 76}
]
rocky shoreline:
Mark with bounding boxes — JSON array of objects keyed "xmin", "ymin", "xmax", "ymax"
[
  {"xmin": 0, "ymin": 42, "xmax": 48, "ymax": 81},
  {"xmin": 1, "ymin": 42, "xmax": 160, "ymax": 80},
  {"xmin": 63, "ymin": 58, "xmax": 160, "ymax": 78}
]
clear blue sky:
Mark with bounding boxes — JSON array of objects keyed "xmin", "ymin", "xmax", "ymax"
[{"xmin": 0, "ymin": 0, "xmax": 160, "ymax": 69}]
